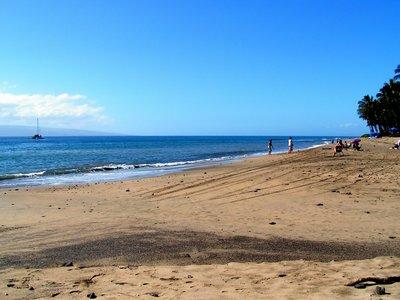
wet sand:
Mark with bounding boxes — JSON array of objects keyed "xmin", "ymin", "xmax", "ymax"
[{"xmin": 1, "ymin": 137, "xmax": 400, "ymax": 298}]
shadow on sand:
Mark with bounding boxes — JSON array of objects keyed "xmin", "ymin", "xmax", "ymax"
[{"xmin": 1, "ymin": 229, "xmax": 399, "ymax": 269}]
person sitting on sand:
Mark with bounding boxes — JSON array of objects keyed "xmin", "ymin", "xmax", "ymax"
[
  {"xmin": 267, "ymin": 139, "xmax": 273, "ymax": 155},
  {"xmin": 288, "ymin": 137, "xmax": 293, "ymax": 153},
  {"xmin": 352, "ymin": 140, "xmax": 362, "ymax": 151},
  {"xmin": 343, "ymin": 141, "xmax": 350, "ymax": 149},
  {"xmin": 391, "ymin": 139, "xmax": 400, "ymax": 150},
  {"xmin": 333, "ymin": 139, "xmax": 344, "ymax": 156}
]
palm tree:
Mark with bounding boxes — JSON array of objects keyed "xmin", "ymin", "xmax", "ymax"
[
  {"xmin": 358, "ymin": 66, "xmax": 400, "ymax": 135},
  {"xmin": 376, "ymin": 79, "xmax": 400, "ymax": 130},
  {"xmin": 395, "ymin": 64, "xmax": 400, "ymax": 80},
  {"xmin": 358, "ymin": 95, "xmax": 378, "ymax": 132}
]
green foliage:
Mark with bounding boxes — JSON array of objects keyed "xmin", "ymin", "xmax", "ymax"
[
  {"xmin": 357, "ymin": 66, "xmax": 400, "ymax": 135},
  {"xmin": 395, "ymin": 64, "xmax": 400, "ymax": 80},
  {"xmin": 360, "ymin": 134, "xmax": 370, "ymax": 138}
]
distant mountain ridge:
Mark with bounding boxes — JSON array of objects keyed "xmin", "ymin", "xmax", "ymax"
[{"xmin": 0, "ymin": 125, "xmax": 119, "ymax": 137}]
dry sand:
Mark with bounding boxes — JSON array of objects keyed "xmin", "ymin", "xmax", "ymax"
[{"xmin": 1, "ymin": 137, "xmax": 399, "ymax": 299}]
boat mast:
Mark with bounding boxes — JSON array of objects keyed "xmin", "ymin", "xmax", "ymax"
[{"xmin": 36, "ymin": 117, "xmax": 39, "ymax": 135}]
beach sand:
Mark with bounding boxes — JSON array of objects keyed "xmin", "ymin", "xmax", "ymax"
[{"xmin": 1, "ymin": 137, "xmax": 399, "ymax": 299}]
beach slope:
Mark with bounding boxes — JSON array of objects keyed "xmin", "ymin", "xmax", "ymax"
[{"xmin": 1, "ymin": 138, "xmax": 399, "ymax": 298}]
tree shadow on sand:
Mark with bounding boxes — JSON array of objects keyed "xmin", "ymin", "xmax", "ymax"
[{"xmin": 1, "ymin": 229, "xmax": 399, "ymax": 269}]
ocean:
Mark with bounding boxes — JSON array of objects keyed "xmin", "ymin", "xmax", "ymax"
[{"xmin": 0, "ymin": 136, "xmax": 338, "ymax": 187}]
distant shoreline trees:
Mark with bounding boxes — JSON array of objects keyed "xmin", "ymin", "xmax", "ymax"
[{"xmin": 357, "ymin": 65, "xmax": 400, "ymax": 135}]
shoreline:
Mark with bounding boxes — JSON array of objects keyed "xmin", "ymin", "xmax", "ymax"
[
  {"xmin": 0, "ymin": 141, "xmax": 330, "ymax": 189},
  {"xmin": 1, "ymin": 137, "xmax": 399, "ymax": 298}
]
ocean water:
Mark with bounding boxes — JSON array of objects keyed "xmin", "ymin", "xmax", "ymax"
[{"xmin": 0, "ymin": 136, "xmax": 337, "ymax": 187}]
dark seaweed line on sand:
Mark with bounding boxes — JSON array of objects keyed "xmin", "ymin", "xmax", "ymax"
[{"xmin": 1, "ymin": 229, "xmax": 399, "ymax": 269}]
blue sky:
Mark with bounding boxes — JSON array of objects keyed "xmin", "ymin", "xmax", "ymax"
[{"xmin": 0, "ymin": 0, "xmax": 399, "ymax": 135}]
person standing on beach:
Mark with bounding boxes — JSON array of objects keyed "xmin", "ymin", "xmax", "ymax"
[
  {"xmin": 288, "ymin": 137, "xmax": 293, "ymax": 153},
  {"xmin": 267, "ymin": 139, "xmax": 273, "ymax": 155}
]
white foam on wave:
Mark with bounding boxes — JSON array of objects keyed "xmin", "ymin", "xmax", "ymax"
[
  {"xmin": 303, "ymin": 142, "xmax": 330, "ymax": 150},
  {"xmin": 90, "ymin": 164, "xmax": 136, "ymax": 171},
  {"xmin": 90, "ymin": 155, "xmax": 252, "ymax": 171},
  {"xmin": 2, "ymin": 171, "xmax": 45, "ymax": 179}
]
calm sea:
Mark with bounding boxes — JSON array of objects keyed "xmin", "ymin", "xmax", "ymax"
[{"xmin": 0, "ymin": 136, "xmax": 339, "ymax": 187}]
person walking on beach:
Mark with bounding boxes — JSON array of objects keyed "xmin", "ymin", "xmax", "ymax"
[
  {"xmin": 288, "ymin": 137, "xmax": 293, "ymax": 153},
  {"xmin": 267, "ymin": 139, "xmax": 273, "ymax": 155}
]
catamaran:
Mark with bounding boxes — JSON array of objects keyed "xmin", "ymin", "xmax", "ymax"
[{"xmin": 32, "ymin": 118, "xmax": 44, "ymax": 139}]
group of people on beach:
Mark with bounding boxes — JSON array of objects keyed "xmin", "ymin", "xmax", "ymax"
[
  {"xmin": 266, "ymin": 137, "xmax": 370, "ymax": 157},
  {"xmin": 333, "ymin": 138, "xmax": 400, "ymax": 155},
  {"xmin": 333, "ymin": 138, "xmax": 362, "ymax": 156},
  {"xmin": 267, "ymin": 137, "xmax": 293, "ymax": 155}
]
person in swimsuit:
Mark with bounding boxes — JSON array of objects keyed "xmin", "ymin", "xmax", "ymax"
[
  {"xmin": 288, "ymin": 137, "xmax": 293, "ymax": 153},
  {"xmin": 267, "ymin": 139, "xmax": 273, "ymax": 155}
]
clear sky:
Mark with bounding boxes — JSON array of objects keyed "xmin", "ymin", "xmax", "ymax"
[{"xmin": 0, "ymin": 0, "xmax": 399, "ymax": 135}]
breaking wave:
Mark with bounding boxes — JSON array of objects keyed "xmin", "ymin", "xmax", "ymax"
[{"xmin": 0, "ymin": 154, "xmax": 253, "ymax": 182}]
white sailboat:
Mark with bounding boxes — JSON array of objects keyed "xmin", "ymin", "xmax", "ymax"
[{"xmin": 32, "ymin": 118, "xmax": 44, "ymax": 139}]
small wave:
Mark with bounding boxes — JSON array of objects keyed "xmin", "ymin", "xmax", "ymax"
[
  {"xmin": 89, "ymin": 164, "xmax": 140, "ymax": 172},
  {"xmin": 305, "ymin": 143, "xmax": 328, "ymax": 150},
  {"xmin": 141, "ymin": 156, "xmax": 237, "ymax": 168},
  {"xmin": 90, "ymin": 156, "xmax": 245, "ymax": 171},
  {"xmin": 0, "ymin": 156, "xmax": 245, "ymax": 182},
  {"xmin": 0, "ymin": 171, "xmax": 45, "ymax": 181}
]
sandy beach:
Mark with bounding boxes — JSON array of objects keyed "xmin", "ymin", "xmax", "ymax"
[{"xmin": 1, "ymin": 137, "xmax": 400, "ymax": 299}]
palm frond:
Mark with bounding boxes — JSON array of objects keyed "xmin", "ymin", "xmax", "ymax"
[{"xmin": 395, "ymin": 65, "xmax": 400, "ymax": 80}]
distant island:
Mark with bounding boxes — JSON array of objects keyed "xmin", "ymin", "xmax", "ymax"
[{"xmin": 0, "ymin": 125, "xmax": 119, "ymax": 137}]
